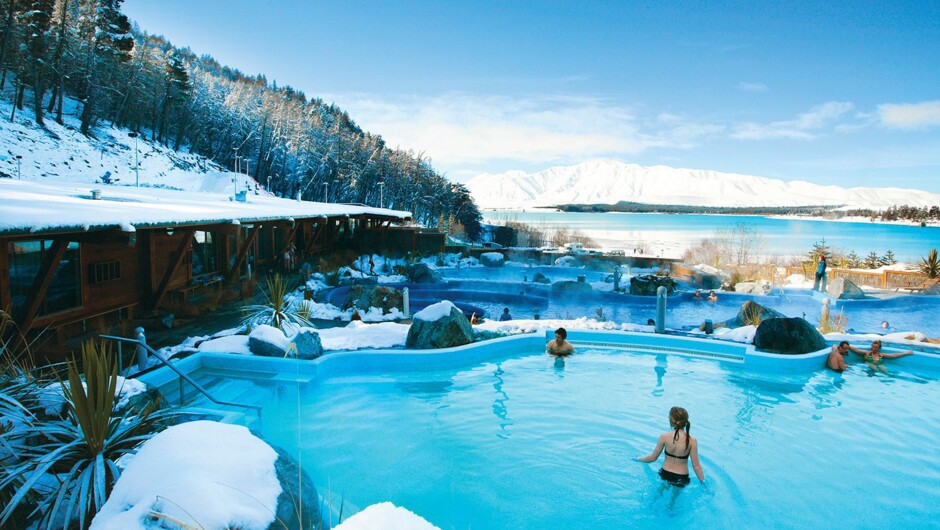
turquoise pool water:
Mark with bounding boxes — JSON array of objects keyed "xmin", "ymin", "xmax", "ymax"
[{"xmin": 178, "ymin": 345, "xmax": 940, "ymax": 529}]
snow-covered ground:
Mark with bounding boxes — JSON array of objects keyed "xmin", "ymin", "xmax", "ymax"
[
  {"xmin": 0, "ymin": 96, "xmax": 254, "ymax": 193},
  {"xmin": 91, "ymin": 421, "xmax": 281, "ymax": 530}
]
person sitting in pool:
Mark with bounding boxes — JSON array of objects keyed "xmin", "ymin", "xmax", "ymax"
[
  {"xmin": 692, "ymin": 289, "xmax": 703, "ymax": 300},
  {"xmin": 827, "ymin": 341, "xmax": 854, "ymax": 372},
  {"xmin": 636, "ymin": 406, "xmax": 705, "ymax": 488},
  {"xmin": 707, "ymin": 290, "xmax": 718, "ymax": 302},
  {"xmin": 853, "ymin": 340, "xmax": 913, "ymax": 370},
  {"xmin": 546, "ymin": 327, "xmax": 575, "ymax": 356}
]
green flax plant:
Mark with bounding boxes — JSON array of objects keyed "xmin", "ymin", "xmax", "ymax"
[
  {"xmin": 921, "ymin": 248, "xmax": 939, "ymax": 279},
  {"xmin": 242, "ymin": 274, "xmax": 315, "ymax": 332},
  {"xmin": 0, "ymin": 340, "xmax": 169, "ymax": 529}
]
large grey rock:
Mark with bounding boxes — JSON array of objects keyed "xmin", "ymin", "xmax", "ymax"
[
  {"xmin": 722, "ymin": 300, "xmax": 787, "ymax": 328},
  {"xmin": 629, "ymin": 275, "xmax": 678, "ymax": 296},
  {"xmin": 406, "ymin": 263, "xmax": 443, "ymax": 283},
  {"xmin": 289, "ymin": 329, "xmax": 324, "ymax": 360},
  {"xmin": 827, "ymin": 277, "xmax": 865, "ymax": 300},
  {"xmin": 406, "ymin": 303, "xmax": 475, "ymax": 349},
  {"xmin": 753, "ymin": 317, "xmax": 827, "ymax": 355},
  {"xmin": 268, "ymin": 445, "xmax": 324, "ymax": 530},
  {"xmin": 480, "ymin": 252, "xmax": 506, "ymax": 267},
  {"xmin": 551, "ymin": 280, "xmax": 593, "ymax": 295},
  {"xmin": 341, "ymin": 285, "xmax": 403, "ymax": 314},
  {"xmin": 701, "ymin": 273, "xmax": 723, "ymax": 290},
  {"xmin": 926, "ymin": 282, "xmax": 940, "ymax": 295},
  {"xmin": 734, "ymin": 282, "xmax": 770, "ymax": 295},
  {"xmin": 532, "ymin": 272, "xmax": 551, "ymax": 284},
  {"xmin": 248, "ymin": 325, "xmax": 289, "ymax": 357}
]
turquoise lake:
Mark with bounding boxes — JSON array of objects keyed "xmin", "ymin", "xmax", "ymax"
[{"xmin": 483, "ymin": 211, "xmax": 940, "ymax": 262}]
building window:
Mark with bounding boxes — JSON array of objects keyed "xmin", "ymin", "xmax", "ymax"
[
  {"xmin": 8, "ymin": 240, "xmax": 82, "ymax": 316},
  {"xmin": 89, "ymin": 261, "xmax": 121, "ymax": 284},
  {"xmin": 192, "ymin": 231, "xmax": 218, "ymax": 276}
]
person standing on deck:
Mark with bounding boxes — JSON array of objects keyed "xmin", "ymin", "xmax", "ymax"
[{"xmin": 814, "ymin": 255, "xmax": 827, "ymax": 292}]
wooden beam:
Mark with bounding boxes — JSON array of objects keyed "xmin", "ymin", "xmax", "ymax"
[
  {"xmin": 16, "ymin": 239, "xmax": 69, "ymax": 332},
  {"xmin": 226, "ymin": 225, "xmax": 260, "ymax": 283},
  {"xmin": 277, "ymin": 223, "xmax": 300, "ymax": 259},
  {"xmin": 151, "ymin": 229, "xmax": 195, "ymax": 308}
]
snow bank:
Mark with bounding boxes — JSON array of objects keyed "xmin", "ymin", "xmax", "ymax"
[
  {"xmin": 475, "ymin": 317, "xmax": 650, "ymax": 335},
  {"xmin": 413, "ymin": 300, "xmax": 458, "ymax": 322},
  {"xmin": 334, "ymin": 502, "xmax": 439, "ymax": 530},
  {"xmin": 38, "ymin": 376, "xmax": 147, "ymax": 415},
  {"xmin": 91, "ymin": 421, "xmax": 281, "ymax": 530},
  {"xmin": 198, "ymin": 335, "xmax": 251, "ymax": 354},
  {"xmin": 249, "ymin": 325, "xmax": 290, "ymax": 348},
  {"xmin": 316, "ymin": 321, "xmax": 410, "ymax": 350}
]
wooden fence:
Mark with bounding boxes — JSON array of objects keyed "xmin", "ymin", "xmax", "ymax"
[{"xmin": 783, "ymin": 264, "xmax": 928, "ymax": 290}]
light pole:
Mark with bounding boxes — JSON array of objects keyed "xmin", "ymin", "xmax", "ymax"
[
  {"xmin": 378, "ymin": 180, "xmax": 384, "ymax": 208},
  {"xmin": 266, "ymin": 175, "xmax": 271, "ymax": 191},
  {"xmin": 128, "ymin": 132, "xmax": 139, "ymax": 187},
  {"xmin": 323, "ymin": 181, "xmax": 329, "ymax": 203},
  {"xmin": 232, "ymin": 149, "xmax": 240, "ymax": 196},
  {"xmin": 15, "ymin": 155, "xmax": 22, "ymax": 179},
  {"xmin": 244, "ymin": 158, "xmax": 250, "ymax": 177}
]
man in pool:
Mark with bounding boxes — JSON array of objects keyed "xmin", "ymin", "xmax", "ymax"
[
  {"xmin": 546, "ymin": 327, "xmax": 575, "ymax": 356},
  {"xmin": 826, "ymin": 341, "xmax": 852, "ymax": 372},
  {"xmin": 707, "ymin": 290, "xmax": 718, "ymax": 302}
]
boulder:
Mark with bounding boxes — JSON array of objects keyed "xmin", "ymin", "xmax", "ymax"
[
  {"xmin": 480, "ymin": 252, "xmax": 506, "ymax": 267},
  {"xmin": 701, "ymin": 273, "xmax": 723, "ymax": 290},
  {"xmin": 554, "ymin": 255, "xmax": 580, "ymax": 267},
  {"xmin": 753, "ymin": 317, "xmax": 827, "ymax": 355},
  {"xmin": 406, "ymin": 301, "xmax": 475, "ymax": 349},
  {"xmin": 827, "ymin": 277, "xmax": 865, "ymax": 300},
  {"xmin": 406, "ymin": 263, "xmax": 443, "ymax": 283},
  {"xmin": 532, "ymin": 272, "xmax": 551, "ymax": 284},
  {"xmin": 551, "ymin": 280, "xmax": 593, "ymax": 295},
  {"xmin": 722, "ymin": 300, "xmax": 787, "ymax": 328},
  {"xmin": 289, "ymin": 329, "xmax": 324, "ymax": 360},
  {"xmin": 341, "ymin": 285, "xmax": 404, "ymax": 314},
  {"xmin": 269, "ymin": 445, "xmax": 324, "ymax": 530},
  {"xmin": 248, "ymin": 325, "xmax": 289, "ymax": 357},
  {"xmin": 926, "ymin": 282, "xmax": 940, "ymax": 296},
  {"xmin": 734, "ymin": 282, "xmax": 770, "ymax": 295},
  {"xmin": 629, "ymin": 274, "xmax": 678, "ymax": 296}
]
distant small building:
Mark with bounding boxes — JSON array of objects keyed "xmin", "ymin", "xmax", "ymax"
[{"xmin": 0, "ymin": 179, "xmax": 440, "ymax": 345}]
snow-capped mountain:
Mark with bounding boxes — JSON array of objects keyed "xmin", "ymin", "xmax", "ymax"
[{"xmin": 465, "ymin": 159, "xmax": 940, "ymax": 210}]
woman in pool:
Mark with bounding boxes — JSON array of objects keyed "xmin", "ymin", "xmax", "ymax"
[
  {"xmin": 636, "ymin": 406, "xmax": 705, "ymax": 488},
  {"xmin": 855, "ymin": 339, "xmax": 913, "ymax": 372}
]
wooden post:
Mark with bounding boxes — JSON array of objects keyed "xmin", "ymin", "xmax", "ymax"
[
  {"xmin": 151, "ymin": 229, "xmax": 195, "ymax": 308},
  {"xmin": 16, "ymin": 239, "xmax": 69, "ymax": 332},
  {"xmin": 227, "ymin": 225, "xmax": 260, "ymax": 283}
]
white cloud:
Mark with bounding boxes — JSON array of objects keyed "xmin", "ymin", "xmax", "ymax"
[
  {"xmin": 731, "ymin": 101, "xmax": 855, "ymax": 140},
  {"xmin": 328, "ymin": 93, "xmax": 721, "ymax": 171},
  {"xmin": 737, "ymin": 82, "xmax": 768, "ymax": 92},
  {"xmin": 878, "ymin": 100, "xmax": 940, "ymax": 129}
]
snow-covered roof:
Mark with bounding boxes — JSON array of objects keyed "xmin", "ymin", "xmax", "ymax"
[{"xmin": 0, "ymin": 179, "xmax": 411, "ymax": 236}]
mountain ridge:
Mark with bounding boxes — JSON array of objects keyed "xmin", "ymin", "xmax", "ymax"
[{"xmin": 465, "ymin": 159, "xmax": 940, "ymax": 210}]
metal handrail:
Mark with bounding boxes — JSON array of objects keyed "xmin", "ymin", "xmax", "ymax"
[{"xmin": 100, "ymin": 334, "xmax": 263, "ymax": 421}]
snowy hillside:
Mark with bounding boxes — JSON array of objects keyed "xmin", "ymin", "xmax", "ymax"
[
  {"xmin": 0, "ymin": 97, "xmax": 259, "ymax": 194},
  {"xmin": 465, "ymin": 159, "xmax": 940, "ymax": 210}
]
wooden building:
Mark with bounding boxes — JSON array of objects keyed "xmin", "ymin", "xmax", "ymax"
[{"xmin": 0, "ymin": 179, "xmax": 427, "ymax": 342}]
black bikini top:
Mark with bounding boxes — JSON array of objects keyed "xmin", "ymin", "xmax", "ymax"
[{"xmin": 664, "ymin": 449, "xmax": 689, "ymax": 460}]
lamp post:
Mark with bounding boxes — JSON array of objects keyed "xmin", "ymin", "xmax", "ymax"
[
  {"xmin": 232, "ymin": 149, "xmax": 241, "ymax": 196},
  {"xmin": 323, "ymin": 181, "xmax": 329, "ymax": 203},
  {"xmin": 378, "ymin": 180, "xmax": 384, "ymax": 208},
  {"xmin": 15, "ymin": 155, "xmax": 22, "ymax": 180},
  {"xmin": 128, "ymin": 132, "xmax": 139, "ymax": 187}
]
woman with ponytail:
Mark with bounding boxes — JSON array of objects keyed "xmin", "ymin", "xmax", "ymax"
[{"xmin": 636, "ymin": 406, "xmax": 705, "ymax": 487}]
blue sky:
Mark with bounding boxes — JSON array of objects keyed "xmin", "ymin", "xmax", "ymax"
[{"xmin": 124, "ymin": 1, "xmax": 940, "ymax": 191}]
